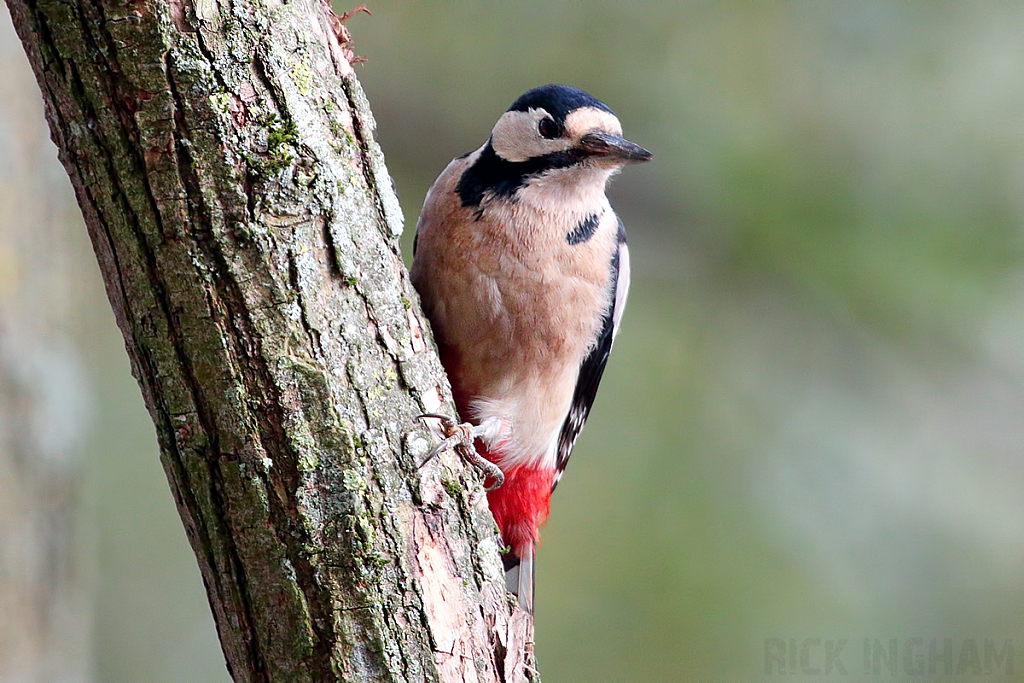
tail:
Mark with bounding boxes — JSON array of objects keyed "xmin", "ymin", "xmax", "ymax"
[{"xmin": 502, "ymin": 543, "xmax": 535, "ymax": 614}]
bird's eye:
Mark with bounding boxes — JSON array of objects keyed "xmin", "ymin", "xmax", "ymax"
[{"xmin": 538, "ymin": 117, "xmax": 560, "ymax": 140}]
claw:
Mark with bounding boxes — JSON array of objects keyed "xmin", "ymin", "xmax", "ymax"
[
  {"xmin": 417, "ymin": 432, "xmax": 464, "ymax": 469},
  {"xmin": 417, "ymin": 412, "xmax": 455, "ymax": 422},
  {"xmin": 416, "ymin": 413, "xmax": 505, "ymax": 490},
  {"xmin": 460, "ymin": 443, "xmax": 505, "ymax": 491}
]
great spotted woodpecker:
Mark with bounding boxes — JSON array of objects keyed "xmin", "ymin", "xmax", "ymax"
[{"xmin": 411, "ymin": 84, "xmax": 651, "ymax": 613}]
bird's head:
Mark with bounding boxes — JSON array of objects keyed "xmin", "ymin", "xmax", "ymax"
[
  {"xmin": 489, "ymin": 84, "xmax": 652, "ymax": 168},
  {"xmin": 454, "ymin": 85, "xmax": 651, "ymax": 208}
]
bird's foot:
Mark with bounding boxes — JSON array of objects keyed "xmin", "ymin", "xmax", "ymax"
[{"xmin": 417, "ymin": 413, "xmax": 505, "ymax": 491}]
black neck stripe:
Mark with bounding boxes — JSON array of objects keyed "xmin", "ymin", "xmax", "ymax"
[
  {"xmin": 455, "ymin": 143, "xmax": 584, "ymax": 208},
  {"xmin": 567, "ymin": 213, "xmax": 601, "ymax": 245}
]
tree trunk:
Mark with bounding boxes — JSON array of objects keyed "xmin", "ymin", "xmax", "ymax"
[
  {"xmin": 0, "ymin": 7, "xmax": 92, "ymax": 680},
  {"xmin": 5, "ymin": 0, "xmax": 536, "ymax": 680}
]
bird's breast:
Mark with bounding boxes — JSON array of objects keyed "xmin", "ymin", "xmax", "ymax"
[
  {"xmin": 411, "ymin": 158, "xmax": 620, "ymax": 469},
  {"xmin": 433, "ymin": 216, "xmax": 616, "ymax": 467}
]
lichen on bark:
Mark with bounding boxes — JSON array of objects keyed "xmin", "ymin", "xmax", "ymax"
[{"xmin": 5, "ymin": 0, "xmax": 537, "ymax": 680}]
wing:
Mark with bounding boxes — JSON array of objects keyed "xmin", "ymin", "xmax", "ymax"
[{"xmin": 552, "ymin": 217, "xmax": 630, "ymax": 489}]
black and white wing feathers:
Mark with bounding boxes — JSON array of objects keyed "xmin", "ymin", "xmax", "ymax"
[{"xmin": 552, "ymin": 218, "xmax": 630, "ymax": 489}]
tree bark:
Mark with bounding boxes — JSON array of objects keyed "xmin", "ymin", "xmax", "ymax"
[{"xmin": 5, "ymin": 0, "xmax": 536, "ymax": 680}]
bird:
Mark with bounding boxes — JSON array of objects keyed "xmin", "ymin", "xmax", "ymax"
[{"xmin": 410, "ymin": 84, "xmax": 651, "ymax": 613}]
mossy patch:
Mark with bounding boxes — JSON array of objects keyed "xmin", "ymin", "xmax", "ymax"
[
  {"xmin": 442, "ymin": 478, "xmax": 461, "ymax": 498},
  {"xmin": 297, "ymin": 450, "xmax": 319, "ymax": 472},
  {"xmin": 247, "ymin": 111, "xmax": 299, "ymax": 176},
  {"xmin": 290, "ymin": 59, "xmax": 315, "ymax": 96}
]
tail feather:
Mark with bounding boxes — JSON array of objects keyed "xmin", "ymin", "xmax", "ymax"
[{"xmin": 503, "ymin": 543, "xmax": 535, "ymax": 614}]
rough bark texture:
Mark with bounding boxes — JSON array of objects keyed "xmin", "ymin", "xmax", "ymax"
[
  {"xmin": 5, "ymin": 0, "xmax": 536, "ymax": 680},
  {"xmin": 0, "ymin": 9, "xmax": 92, "ymax": 679}
]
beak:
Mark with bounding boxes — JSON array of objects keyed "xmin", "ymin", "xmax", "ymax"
[{"xmin": 578, "ymin": 130, "xmax": 652, "ymax": 163}]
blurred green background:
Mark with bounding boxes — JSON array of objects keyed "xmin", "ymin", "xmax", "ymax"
[{"xmin": 4, "ymin": 2, "xmax": 1024, "ymax": 681}]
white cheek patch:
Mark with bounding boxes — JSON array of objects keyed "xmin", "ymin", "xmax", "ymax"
[
  {"xmin": 490, "ymin": 109, "xmax": 572, "ymax": 162},
  {"xmin": 564, "ymin": 107, "xmax": 622, "ymax": 139}
]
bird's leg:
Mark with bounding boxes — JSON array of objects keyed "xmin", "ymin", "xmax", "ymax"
[
  {"xmin": 417, "ymin": 413, "xmax": 505, "ymax": 491},
  {"xmin": 453, "ymin": 442, "xmax": 505, "ymax": 492}
]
